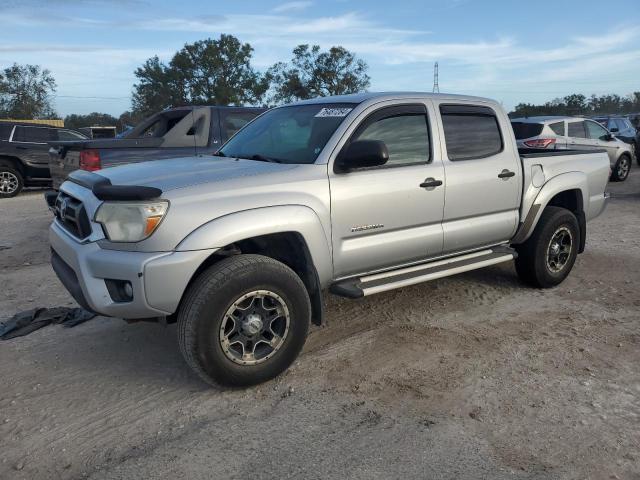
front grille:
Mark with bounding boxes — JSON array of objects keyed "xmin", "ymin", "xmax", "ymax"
[{"xmin": 54, "ymin": 192, "xmax": 92, "ymax": 239}]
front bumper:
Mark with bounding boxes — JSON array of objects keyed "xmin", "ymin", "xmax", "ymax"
[{"xmin": 49, "ymin": 221, "xmax": 216, "ymax": 319}]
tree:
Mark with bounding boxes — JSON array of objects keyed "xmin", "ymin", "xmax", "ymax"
[
  {"xmin": 267, "ymin": 45, "xmax": 370, "ymax": 104},
  {"xmin": 510, "ymin": 92, "xmax": 640, "ymax": 118},
  {"xmin": 132, "ymin": 35, "xmax": 268, "ymax": 118},
  {"xmin": 0, "ymin": 63, "xmax": 57, "ymax": 119},
  {"xmin": 132, "ymin": 56, "xmax": 185, "ymax": 117},
  {"xmin": 64, "ymin": 112, "xmax": 118, "ymax": 130}
]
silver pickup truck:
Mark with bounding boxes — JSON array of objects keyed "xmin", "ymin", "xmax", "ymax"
[{"xmin": 46, "ymin": 92, "xmax": 610, "ymax": 387}]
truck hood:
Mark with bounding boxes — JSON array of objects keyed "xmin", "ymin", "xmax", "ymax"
[{"xmin": 94, "ymin": 156, "xmax": 298, "ymax": 192}]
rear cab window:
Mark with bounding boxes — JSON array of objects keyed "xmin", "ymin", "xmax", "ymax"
[{"xmin": 440, "ymin": 104, "xmax": 503, "ymax": 160}]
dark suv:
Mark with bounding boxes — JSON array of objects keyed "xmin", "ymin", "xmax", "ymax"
[
  {"xmin": 0, "ymin": 122, "xmax": 88, "ymax": 198},
  {"xmin": 593, "ymin": 116, "xmax": 638, "ymax": 153}
]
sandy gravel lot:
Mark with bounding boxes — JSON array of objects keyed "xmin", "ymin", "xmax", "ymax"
[{"xmin": 1, "ymin": 172, "xmax": 639, "ymax": 480}]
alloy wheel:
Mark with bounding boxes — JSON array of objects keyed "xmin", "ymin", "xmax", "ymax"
[
  {"xmin": 0, "ymin": 171, "xmax": 19, "ymax": 195},
  {"xmin": 546, "ymin": 227, "xmax": 573, "ymax": 273},
  {"xmin": 219, "ymin": 290, "xmax": 290, "ymax": 365},
  {"xmin": 617, "ymin": 157, "xmax": 630, "ymax": 179}
]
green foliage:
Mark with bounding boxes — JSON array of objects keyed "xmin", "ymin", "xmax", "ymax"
[
  {"xmin": 510, "ymin": 92, "xmax": 640, "ymax": 117},
  {"xmin": 132, "ymin": 35, "xmax": 269, "ymax": 118},
  {"xmin": 64, "ymin": 112, "xmax": 118, "ymax": 129},
  {"xmin": 267, "ymin": 45, "xmax": 370, "ymax": 104},
  {"xmin": 0, "ymin": 63, "xmax": 57, "ymax": 119}
]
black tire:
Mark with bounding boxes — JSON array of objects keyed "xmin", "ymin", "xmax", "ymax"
[
  {"xmin": 515, "ymin": 206, "xmax": 579, "ymax": 288},
  {"xmin": 177, "ymin": 254, "xmax": 311, "ymax": 387},
  {"xmin": 610, "ymin": 154, "xmax": 631, "ymax": 182},
  {"xmin": 0, "ymin": 161, "xmax": 24, "ymax": 198}
]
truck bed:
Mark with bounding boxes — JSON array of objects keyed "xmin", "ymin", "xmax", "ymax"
[{"xmin": 518, "ymin": 147, "xmax": 610, "ymax": 226}]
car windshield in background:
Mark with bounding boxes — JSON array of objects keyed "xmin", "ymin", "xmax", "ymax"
[
  {"xmin": 511, "ymin": 122, "xmax": 544, "ymax": 139},
  {"xmin": 218, "ymin": 103, "xmax": 356, "ymax": 164}
]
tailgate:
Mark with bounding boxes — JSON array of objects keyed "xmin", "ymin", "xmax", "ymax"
[{"xmin": 49, "ymin": 141, "xmax": 87, "ymax": 190}]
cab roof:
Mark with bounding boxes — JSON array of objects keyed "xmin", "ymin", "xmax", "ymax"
[{"xmin": 291, "ymin": 91, "xmax": 497, "ymax": 107}]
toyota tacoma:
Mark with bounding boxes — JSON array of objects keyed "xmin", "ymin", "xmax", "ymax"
[{"xmin": 46, "ymin": 93, "xmax": 610, "ymax": 387}]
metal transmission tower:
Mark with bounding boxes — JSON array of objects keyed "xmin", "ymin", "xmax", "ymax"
[{"xmin": 432, "ymin": 61, "xmax": 440, "ymax": 93}]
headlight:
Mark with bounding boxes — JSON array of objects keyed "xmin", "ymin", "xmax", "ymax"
[{"xmin": 95, "ymin": 201, "xmax": 169, "ymax": 242}]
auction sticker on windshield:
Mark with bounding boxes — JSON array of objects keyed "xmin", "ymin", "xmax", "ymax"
[{"xmin": 315, "ymin": 107, "xmax": 353, "ymax": 117}]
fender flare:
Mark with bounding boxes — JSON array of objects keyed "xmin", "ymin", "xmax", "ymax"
[
  {"xmin": 512, "ymin": 172, "xmax": 588, "ymax": 245},
  {"xmin": 176, "ymin": 205, "xmax": 333, "ymax": 286}
]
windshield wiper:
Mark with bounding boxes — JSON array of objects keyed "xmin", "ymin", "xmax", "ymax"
[{"xmin": 248, "ymin": 154, "xmax": 283, "ymax": 163}]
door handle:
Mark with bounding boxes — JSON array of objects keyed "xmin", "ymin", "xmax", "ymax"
[
  {"xmin": 15, "ymin": 146, "xmax": 28, "ymax": 150},
  {"xmin": 420, "ymin": 178, "xmax": 443, "ymax": 189},
  {"xmin": 498, "ymin": 169, "xmax": 515, "ymax": 179}
]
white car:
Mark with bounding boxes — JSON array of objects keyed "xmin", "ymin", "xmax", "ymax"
[{"xmin": 511, "ymin": 116, "xmax": 634, "ymax": 181}]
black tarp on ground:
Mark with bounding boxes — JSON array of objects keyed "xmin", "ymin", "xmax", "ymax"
[{"xmin": 0, "ymin": 307, "xmax": 95, "ymax": 340}]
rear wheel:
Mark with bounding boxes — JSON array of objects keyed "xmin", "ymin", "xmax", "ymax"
[
  {"xmin": 177, "ymin": 254, "xmax": 311, "ymax": 387},
  {"xmin": 0, "ymin": 161, "xmax": 23, "ymax": 198},
  {"xmin": 515, "ymin": 206, "xmax": 579, "ymax": 288},
  {"xmin": 611, "ymin": 154, "xmax": 631, "ymax": 182}
]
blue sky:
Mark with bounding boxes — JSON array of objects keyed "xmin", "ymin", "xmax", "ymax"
[{"xmin": 2, "ymin": 0, "xmax": 639, "ymax": 116}]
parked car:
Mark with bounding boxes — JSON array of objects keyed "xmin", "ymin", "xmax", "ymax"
[
  {"xmin": 592, "ymin": 116, "xmax": 637, "ymax": 148},
  {"xmin": 511, "ymin": 116, "xmax": 634, "ymax": 181},
  {"xmin": 594, "ymin": 115, "xmax": 640, "ymax": 166},
  {"xmin": 0, "ymin": 122, "xmax": 88, "ymax": 198},
  {"xmin": 48, "ymin": 105, "xmax": 267, "ymax": 189},
  {"xmin": 47, "ymin": 92, "xmax": 610, "ymax": 387}
]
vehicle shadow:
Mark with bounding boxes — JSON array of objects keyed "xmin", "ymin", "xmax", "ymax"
[{"xmin": 19, "ymin": 317, "xmax": 216, "ymax": 392}]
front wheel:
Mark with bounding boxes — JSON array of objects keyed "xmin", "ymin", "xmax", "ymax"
[
  {"xmin": 515, "ymin": 206, "xmax": 579, "ymax": 288},
  {"xmin": 177, "ymin": 254, "xmax": 311, "ymax": 387},
  {"xmin": 611, "ymin": 154, "xmax": 631, "ymax": 182}
]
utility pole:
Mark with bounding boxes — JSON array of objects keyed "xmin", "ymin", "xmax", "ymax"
[{"xmin": 432, "ymin": 61, "xmax": 440, "ymax": 93}]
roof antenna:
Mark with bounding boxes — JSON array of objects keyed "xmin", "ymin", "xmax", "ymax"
[{"xmin": 432, "ymin": 61, "xmax": 440, "ymax": 93}]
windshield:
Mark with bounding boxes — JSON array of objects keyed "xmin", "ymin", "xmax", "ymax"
[{"xmin": 218, "ymin": 103, "xmax": 356, "ymax": 164}]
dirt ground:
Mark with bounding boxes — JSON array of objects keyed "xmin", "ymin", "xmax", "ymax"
[{"xmin": 1, "ymin": 172, "xmax": 639, "ymax": 480}]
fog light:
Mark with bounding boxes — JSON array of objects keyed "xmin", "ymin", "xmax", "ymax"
[{"xmin": 105, "ymin": 279, "xmax": 134, "ymax": 303}]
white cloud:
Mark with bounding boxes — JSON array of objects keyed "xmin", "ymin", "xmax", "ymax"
[
  {"xmin": 272, "ymin": 1, "xmax": 313, "ymax": 13},
  {"xmin": 3, "ymin": 5, "xmax": 640, "ymax": 113}
]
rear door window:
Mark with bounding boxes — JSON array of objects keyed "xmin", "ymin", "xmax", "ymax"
[
  {"xmin": 12, "ymin": 126, "xmax": 54, "ymax": 143},
  {"xmin": 549, "ymin": 121, "xmax": 565, "ymax": 136},
  {"xmin": 441, "ymin": 105, "xmax": 503, "ymax": 161},
  {"xmin": 567, "ymin": 121, "xmax": 587, "ymax": 139},
  {"xmin": 511, "ymin": 122, "xmax": 543, "ymax": 139}
]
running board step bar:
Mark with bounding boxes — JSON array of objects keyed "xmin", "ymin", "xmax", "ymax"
[{"xmin": 330, "ymin": 247, "xmax": 517, "ymax": 299}]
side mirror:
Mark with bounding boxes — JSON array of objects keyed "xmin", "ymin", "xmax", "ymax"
[
  {"xmin": 335, "ymin": 140, "xmax": 389, "ymax": 172},
  {"xmin": 610, "ymin": 127, "xmax": 619, "ymax": 133},
  {"xmin": 604, "ymin": 133, "xmax": 614, "ymax": 141}
]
